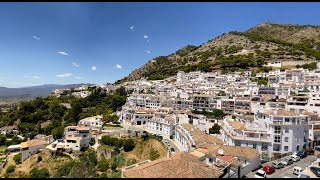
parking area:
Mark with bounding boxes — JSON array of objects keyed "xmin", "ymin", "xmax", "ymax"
[{"xmin": 245, "ymin": 154, "xmax": 317, "ymax": 178}]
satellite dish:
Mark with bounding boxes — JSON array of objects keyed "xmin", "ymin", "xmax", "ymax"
[{"xmin": 218, "ymin": 148, "xmax": 224, "ymax": 156}]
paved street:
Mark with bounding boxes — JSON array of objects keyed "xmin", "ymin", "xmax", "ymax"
[{"xmin": 245, "ymin": 154, "xmax": 317, "ymax": 178}]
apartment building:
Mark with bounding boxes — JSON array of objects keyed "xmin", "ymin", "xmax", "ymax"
[
  {"xmin": 221, "ymin": 109, "xmax": 311, "ymax": 160},
  {"xmin": 147, "ymin": 113, "xmax": 176, "ymax": 138},
  {"xmin": 63, "ymin": 126, "xmax": 92, "ymax": 151}
]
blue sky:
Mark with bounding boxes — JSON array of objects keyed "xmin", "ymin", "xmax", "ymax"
[{"xmin": 0, "ymin": 2, "xmax": 319, "ymax": 87}]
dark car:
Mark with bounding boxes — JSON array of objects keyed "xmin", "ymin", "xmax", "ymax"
[
  {"xmin": 296, "ymin": 151, "xmax": 307, "ymax": 158},
  {"xmin": 310, "ymin": 166, "xmax": 320, "ymax": 177}
]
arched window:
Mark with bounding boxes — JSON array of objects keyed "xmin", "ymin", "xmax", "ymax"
[{"xmin": 303, "ymin": 144, "xmax": 307, "ymax": 150}]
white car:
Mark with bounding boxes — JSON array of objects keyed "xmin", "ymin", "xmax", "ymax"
[
  {"xmin": 291, "ymin": 155, "xmax": 301, "ymax": 162},
  {"xmin": 255, "ymin": 170, "xmax": 267, "ymax": 178}
]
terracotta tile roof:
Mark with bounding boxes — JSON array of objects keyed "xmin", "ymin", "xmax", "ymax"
[
  {"xmin": 197, "ymin": 144, "xmax": 260, "ymax": 159},
  {"xmin": 123, "ymin": 152, "xmax": 223, "ymax": 178},
  {"xmin": 264, "ymin": 109, "xmax": 299, "ymax": 116},
  {"xmin": 164, "ymin": 115, "xmax": 176, "ymax": 121},
  {"xmin": 217, "ymin": 155, "xmax": 234, "ymax": 161},
  {"xmin": 228, "ymin": 121, "xmax": 246, "ymax": 130},
  {"xmin": 303, "ymin": 111, "xmax": 318, "ymax": 115},
  {"xmin": 20, "ymin": 139, "xmax": 47, "ymax": 149},
  {"xmin": 180, "ymin": 124, "xmax": 223, "ymax": 145}
]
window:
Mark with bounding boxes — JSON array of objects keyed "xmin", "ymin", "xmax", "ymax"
[
  {"xmin": 285, "ymin": 118, "xmax": 290, "ymax": 122},
  {"xmin": 285, "ymin": 137, "xmax": 289, "ymax": 142},
  {"xmin": 274, "ymin": 135, "xmax": 281, "ymax": 143},
  {"xmin": 285, "ymin": 128, "xmax": 289, "ymax": 133},
  {"xmin": 209, "ymin": 158, "xmax": 214, "ymax": 163},
  {"xmin": 253, "ymin": 143, "xmax": 257, "ymax": 149},
  {"xmin": 274, "ymin": 126, "xmax": 281, "ymax": 134},
  {"xmin": 284, "ymin": 146, "xmax": 289, "ymax": 151}
]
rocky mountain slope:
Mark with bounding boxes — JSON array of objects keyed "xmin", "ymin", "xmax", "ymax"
[{"xmin": 116, "ymin": 22, "xmax": 320, "ymax": 83}]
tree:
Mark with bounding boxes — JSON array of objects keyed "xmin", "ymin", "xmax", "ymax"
[
  {"xmin": 96, "ymin": 159, "xmax": 110, "ymax": 171},
  {"xmin": 122, "ymin": 139, "xmax": 135, "ymax": 152},
  {"xmin": 13, "ymin": 153, "xmax": 21, "ymax": 164},
  {"xmin": 209, "ymin": 124, "xmax": 221, "ymax": 134},
  {"xmin": 6, "ymin": 165, "xmax": 15, "ymax": 174},
  {"xmin": 52, "ymin": 126, "xmax": 64, "ymax": 140},
  {"xmin": 212, "ymin": 109, "xmax": 225, "ymax": 119},
  {"xmin": 149, "ymin": 148, "xmax": 160, "ymax": 161},
  {"xmin": 0, "ymin": 134, "xmax": 6, "ymax": 145},
  {"xmin": 29, "ymin": 168, "xmax": 50, "ymax": 178},
  {"xmin": 37, "ymin": 155, "xmax": 42, "ymax": 162},
  {"xmin": 111, "ymin": 153, "xmax": 125, "ymax": 171}
]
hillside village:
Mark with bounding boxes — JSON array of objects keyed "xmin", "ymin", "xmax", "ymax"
[
  {"xmin": 1, "ymin": 59, "xmax": 320, "ymax": 178},
  {"xmin": 0, "ymin": 22, "xmax": 320, "ymax": 178}
]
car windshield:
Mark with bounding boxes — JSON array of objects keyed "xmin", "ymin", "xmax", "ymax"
[
  {"xmin": 300, "ymin": 174, "xmax": 309, "ymax": 178},
  {"xmin": 256, "ymin": 172, "xmax": 264, "ymax": 176}
]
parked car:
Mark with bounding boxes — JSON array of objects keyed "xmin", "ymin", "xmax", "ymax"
[
  {"xmin": 296, "ymin": 151, "xmax": 307, "ymax": 158},
  {"xmin": 315, "ymin": 145, "xmax": 320, "ymax": 151},
  {"xmin": 280, "ymin": 158, "xmax": 293, "ymax": 166},
  {"xmin": 255, "ymin": 170, "xmax": 267, "ymax": 178},
  {"xmin": 263, "ymin": 165, "xmax": 275, "ymax": 175},
  {"xmin": 298, "ymin": 174, "xmax": 310, "ymax": 178},
  {"xmin": 291, "ymin": 155, "xmax": 301, "ymax": 162},
  {"xmin": 272, "ymin": 161, "xmax": 285, "ymax": 169},
  {"xmin": 305, "ymin": 147, "xmax": 315, "ymax": 155},
  {"xmin": 310, "ymin": 166, "xmax": 320, "ymax": 177},
  {"xmin": 261, "ymin": 158, "xmax": 269, "ymax": 164},
  {"xmin": 293, "ymin": 166, "xmax": 303, "ymax": 175}
]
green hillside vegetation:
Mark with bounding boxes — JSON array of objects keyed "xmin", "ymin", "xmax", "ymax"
[
  {"xmin": 0, "ymin": 86, "xmax": 130, "ymax": 141},
  {"xmin": 118, "ymin": 23, "xmax": 320, "ymax": 83}
]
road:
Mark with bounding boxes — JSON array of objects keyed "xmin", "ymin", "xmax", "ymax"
[{"xmin": 245, "ymin": 154, "xmax": 317, "ymax": 178}]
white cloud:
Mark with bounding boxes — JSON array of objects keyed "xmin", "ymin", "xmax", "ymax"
[
  {"xmin": 33, "ymin": 76, "xmax": 40, "ymax": 79},
  {"xmin": 72, "ymin": 62, "xmax": 80, "ymax": 67},
  {"xmin": 129, "ymin": 25, "xmax": 134, "ymax": 31},
  {"xmin": 75, "ymin": 76, "xmax": 83, "ymax": 79},
  {"xmin": 23, "ymin": 75, "xmax": 28, "ymax": 78},
  {"xmin": 144, "ymin": 34, "xmax": 148, "ymax": 39},
  {"xmin": 145, "ymin": 50, "xmax": 151, "ymax": 54},
  {"xmin": 33, "ymin": 35, "xmax": 40, "ymax": 40},
  {"xmin": 91, "ymin": 66, "xmax": 97, "ymax": 71},
  {"xmin": 114, "ymin": 64, "xmax": 122, "ymax": 69},
  {"xmin": 56, "ymin": 73, "xmax": 72, "ymax": 77},
  {"xmin": 57, "ymin": 51, "xmax": 69, "ymax": 56}
]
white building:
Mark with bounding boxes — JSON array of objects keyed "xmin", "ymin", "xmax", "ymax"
[
  {"xmin": 147, "ymin": 113, "xmax": 176, "ymax": 138},
  {"xmin": 78, "ymin": 115, "xmax": 104, "ymax": 131},
  {"xmin": 221, "ymin": 109, "xmax": 311, "ymax": 160},
  {"xmin": 63, "ymin": 126, "xmax": 92, "ymax": 151},
  {"xmin": 20, "ymin": 139, "xmax": 47, "ymax": 161}
]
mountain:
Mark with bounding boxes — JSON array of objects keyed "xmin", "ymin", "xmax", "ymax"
[
  {"xmin": 0, "ymin": 83, "xmax": 92, "ymax": 102},
  {"xmin": 116, "ymin": 22, "xmax": 320, "ymax": 83}
]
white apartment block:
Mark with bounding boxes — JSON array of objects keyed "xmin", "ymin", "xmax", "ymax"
[
  {"xmin": 63, "ymin": 126, "xmax": 92, "ymax": 151},
  {"xmin": 147, "ymin": 113, "xmax": 176, "ymax": 138}
]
